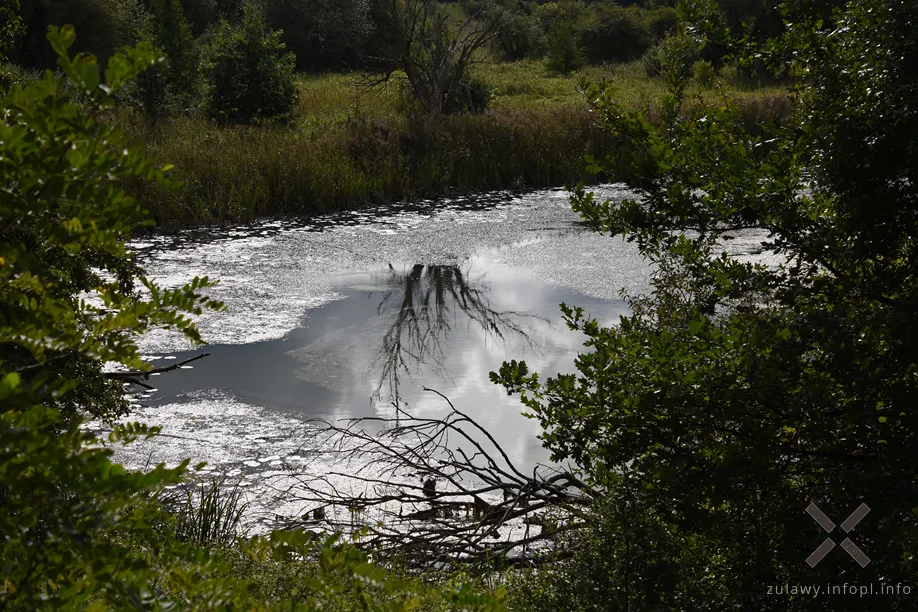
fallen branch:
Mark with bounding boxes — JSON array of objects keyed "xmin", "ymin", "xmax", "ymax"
[
  {"xmin": 270, "ymin": 388, "xmax": 596, "ymax": 570},
  {"xmin": 106, "ymin": 352, "xmax": 210, "ymax": 385}
]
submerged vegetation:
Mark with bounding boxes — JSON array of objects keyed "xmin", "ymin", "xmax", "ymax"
[{"xmin": 4, "ymin": 0, "xmax": 916, "ymax": 610}]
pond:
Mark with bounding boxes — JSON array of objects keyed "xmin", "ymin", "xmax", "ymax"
[{"xmin": 103, "ymin": 185, "xmax": 665, "ymax": 527}]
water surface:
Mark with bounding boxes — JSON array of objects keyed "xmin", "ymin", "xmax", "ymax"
[{"xmin": 111, "ymin": 185, "xmax": 764, "ymax": 527}]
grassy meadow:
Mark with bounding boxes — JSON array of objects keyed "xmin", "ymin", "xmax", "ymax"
[{"xmin": 132, "ymin": 59, "xmax": 792, "ymax": 229}]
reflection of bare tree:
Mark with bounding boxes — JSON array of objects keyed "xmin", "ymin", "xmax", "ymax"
[{"xmin": 370, "ymin": 263, "xmax": 547, "ymax": 409}]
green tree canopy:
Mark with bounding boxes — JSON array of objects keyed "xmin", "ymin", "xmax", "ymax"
[
  {"xmin": 203, "ymin": 0, "xmax": 296, "ymax": 124},
  {"xmin": 494, "ymin": 0, "xmax": 918, "ymax": 608}
]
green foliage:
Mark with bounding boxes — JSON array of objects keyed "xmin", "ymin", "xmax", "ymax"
[
  {"xmin": 0, "ymin": 27, "xmax": 222, "ymax": 425},
  {"xmin": 490, "ymin": 5, "xmax": 542, "ymax": 61},
  {"xmin": 137, "ymin": 0, "xmax": 198, "ymax": 115},
  {"xmin": 0, "ymin": 0, "xmax": 24, "ymax": 52},
  {"xmin": 580, "ymin": 3, "xmax": 653, "ymax": 64},
  {"xmin": 545, "ymin": 23, "xmax": 584, "ymax": 74},
  {"xmin": 692, "ymin": 57, "xmax": 715, "ymax": 87},
  {"xmin": 0, "ymin": 25, "xmax": 218, "ymax": 608},
  {"xmin": 509, "ymin": 1, "xmax": 677, "ymax": 65},
  {"xmin": 13, "ymin": 0, "xmax": 152, "ymax": 69},
  {"xmin": 644, "ymin": 5, "xmax": 678, "ymax": 39},
  {"xmin": 0, "ymin": 58, "xmax": 37, "ymax": 91},
  {"xmin": 641, "ymin": 29, "xmax": 698, "ymax": 79},
  {"xmin": 507, "ymin": 493, "xmax": 716, "ymax": 610},
  {"xmin": 149, "ymin": 0, "xmax": 195, "ymax": 82},
  {"xmin": 494, "ymin": 0, "xmax": 918, "ymax": 609},
  {"xmin": 264, "ymin": 0, "xmax": 374, "ymax": 72},
  {"xmin": 1, "ymin": 26, "xmax": 504, "ymax": 611},
  {"xmin": 203, "ymin": 0, "xmax": 296, "ymax": 125}
]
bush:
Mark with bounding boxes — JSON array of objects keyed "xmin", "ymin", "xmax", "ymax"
[
  {"xmin": 448, "ymin": 72, "xmax": 493, "ymax": 114},
  {"xmin": 644, "ymin": 6, "xmax": 678, "ymax": 40},
  {"xmin": 1, "ymin": 26, "xmax": 504, "ymax": 611},
  {"xmin": 0, "ymin": 60, "xmax": 38, "ymax": 93},
  {"xmin": 491, "ymin": 10, "xmax": 543, "ymax": 61},
  {"xmin": 693, "ymin": 58, "xmax": 716, "ymax": 88},
  {"xmin": 203, "ymin": 0, "xmax": 296, "ymax": 125},
  {"xmin": 136, "ymin": 0, "xmax": 200, "ymax": 115},
  {"xmin": 641, "ymin": 31, "xmax": 698, "ymax": 80},
  {"xmin": 546, "ymin": 24, "xmax": 585, "ymax": 75},
  {"xmin": 507, "ymin": 494, "xmax": 715, "ymax": 611},
  {"xmin": 581, "ymin": 4, "xmax": 652, "ymax": 64},
  {"xmin": 495, "ymin": 0, "xmax": 918, "ymax": 608}
]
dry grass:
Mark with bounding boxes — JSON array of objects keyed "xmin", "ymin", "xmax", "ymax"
[{"xmin": 130, "ymin": 59, "xmax": 791, "ymax": 228}]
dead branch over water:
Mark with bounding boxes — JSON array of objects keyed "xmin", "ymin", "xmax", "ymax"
[{"xmin": 276, "ymin": 389, "xmax": 596, "ymax": 569}]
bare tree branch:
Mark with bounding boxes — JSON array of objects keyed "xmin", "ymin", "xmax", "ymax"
[
  {"xmin": 268, "ymin": 388, "xmax": 596, "ymax": 569},
  {"xmin": 106, "ymin": 352, "xmax": 210, "ymax": 386},
  {"xmin": 366, "ymin": 0, "xmax": 518, "ymax": 115}
]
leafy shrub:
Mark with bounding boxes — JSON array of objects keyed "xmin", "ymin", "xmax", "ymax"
[
  {"xmin": 693, "ymin": 58, "xmax": 716, "ymax": 87},
  {"xmin": 179, "ymin": 0, "xmax": 223, "ymax": 35},
  {"xmin": 534, "ymin": 0, "xmax": 589, "ymax": 34},
  {"xmin": 1, "ymin": 26, "xmax": 504, "ymax": 611},
  {"xmin": 507, "ymin": 493, "xmax": 715, "ymax": 611},
  {"xmin": 495, "ymin": 0, "xmax": 918, "ymax": 608},
  {"xmin": 644, "ymin": 5, "xmax": 678, "ymax": 40},
  {"xmin": 0, "ymin": 26, "xmax": 222, "ymax": 607},
  {"xmin": 0, "ymin": 60, "xmax": 38, "ymax": 92},
  {"xmin": 491, "ymin": 10, "xmax": 543, "ymax": 61},
  {"xmin": 203, "ymin": 0, "xmax": 296, "ymax": 125},
  {"xmin": 641, "ymin": 31, "xmax": 698, "ymax": 79},
  {"xmin": 135, "ymin": 0, "xmax": 199, "ymax": 115},
  {"xmin": 546, "ymin": 24, "xmax": 585, "ymax": 75},
  {"xmin": 449, "ymin": 72, "xmax": 493, "ymax": 114},
  {"xmin": 580, "ymin": 4, "xmax": 652, "ymax": 64}
]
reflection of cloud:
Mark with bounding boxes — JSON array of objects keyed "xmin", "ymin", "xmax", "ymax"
[
  {"xmin": 367, "ymin": 261, "xmax": 549, "ymax": 410},
  {"xmin": 285, "ymin": 259, "xmax": 630, "ymax": 469}
]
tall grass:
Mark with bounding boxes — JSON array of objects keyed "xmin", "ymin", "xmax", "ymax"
[
  {"xmin": 165, "ymin": 477, "xmax": 248, "ymax": 548},
  {"xmin": 130, "ymin": 60, "xmax": 792, "ymax": 228}
]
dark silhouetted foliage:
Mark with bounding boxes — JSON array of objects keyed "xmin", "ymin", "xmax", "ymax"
[{"xmin": 203, "ymin": 0, "xmax": 296, "ymax": 124}]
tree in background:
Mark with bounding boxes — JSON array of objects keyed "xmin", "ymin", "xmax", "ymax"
[
  {"xmin": 545, "ymin": 21, "xmax": 584, "ymax": 74},
  {"xmin": 150, "ymin": 0, "xmax": 195, "ymax": 87},
  {"xmin": 373, "ymin": 0, "xmax": 512, "ymax": 115},
  {"xmin": 0, "ymin": 0, "xmax": 24, "ymax": 53},
  {"xmin": 580, "ymin": 3, "xmax": 653, "ymax": 64},
  {"xmin": 264, "ymin": 0, "xmax": 374, "ymax": 72},
  {"xmin": 133, "ymin": 0, "xmax": 198, "ymax": 115},
  {"xmin": 203, "ymin": 0, "xmax": 296, "ymax": 124},
  {"xmin": 11, "ymin": 0, "xmax": 151, "ymax": 69},
  {"xmin": 495, "ymin": 0, "xmax": 918, "ymax": 609}
]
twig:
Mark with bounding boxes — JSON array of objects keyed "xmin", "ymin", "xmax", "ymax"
[{"xmin": 106, "ymin": 352, "xmax": 210, "ymax": 380}]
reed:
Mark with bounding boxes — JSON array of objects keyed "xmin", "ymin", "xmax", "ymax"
[
  {"xmin": 165, "ymin": 477, "xmax": 248, "ymax": 548},
  {"xmin": 130, "ymin": 59, "xmax": 791, "ymax": 228}
]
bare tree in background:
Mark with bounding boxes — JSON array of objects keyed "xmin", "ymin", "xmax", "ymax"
[{"xmin": 371, "ymin": 0, "xmax": 517, "ymax": 115}]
